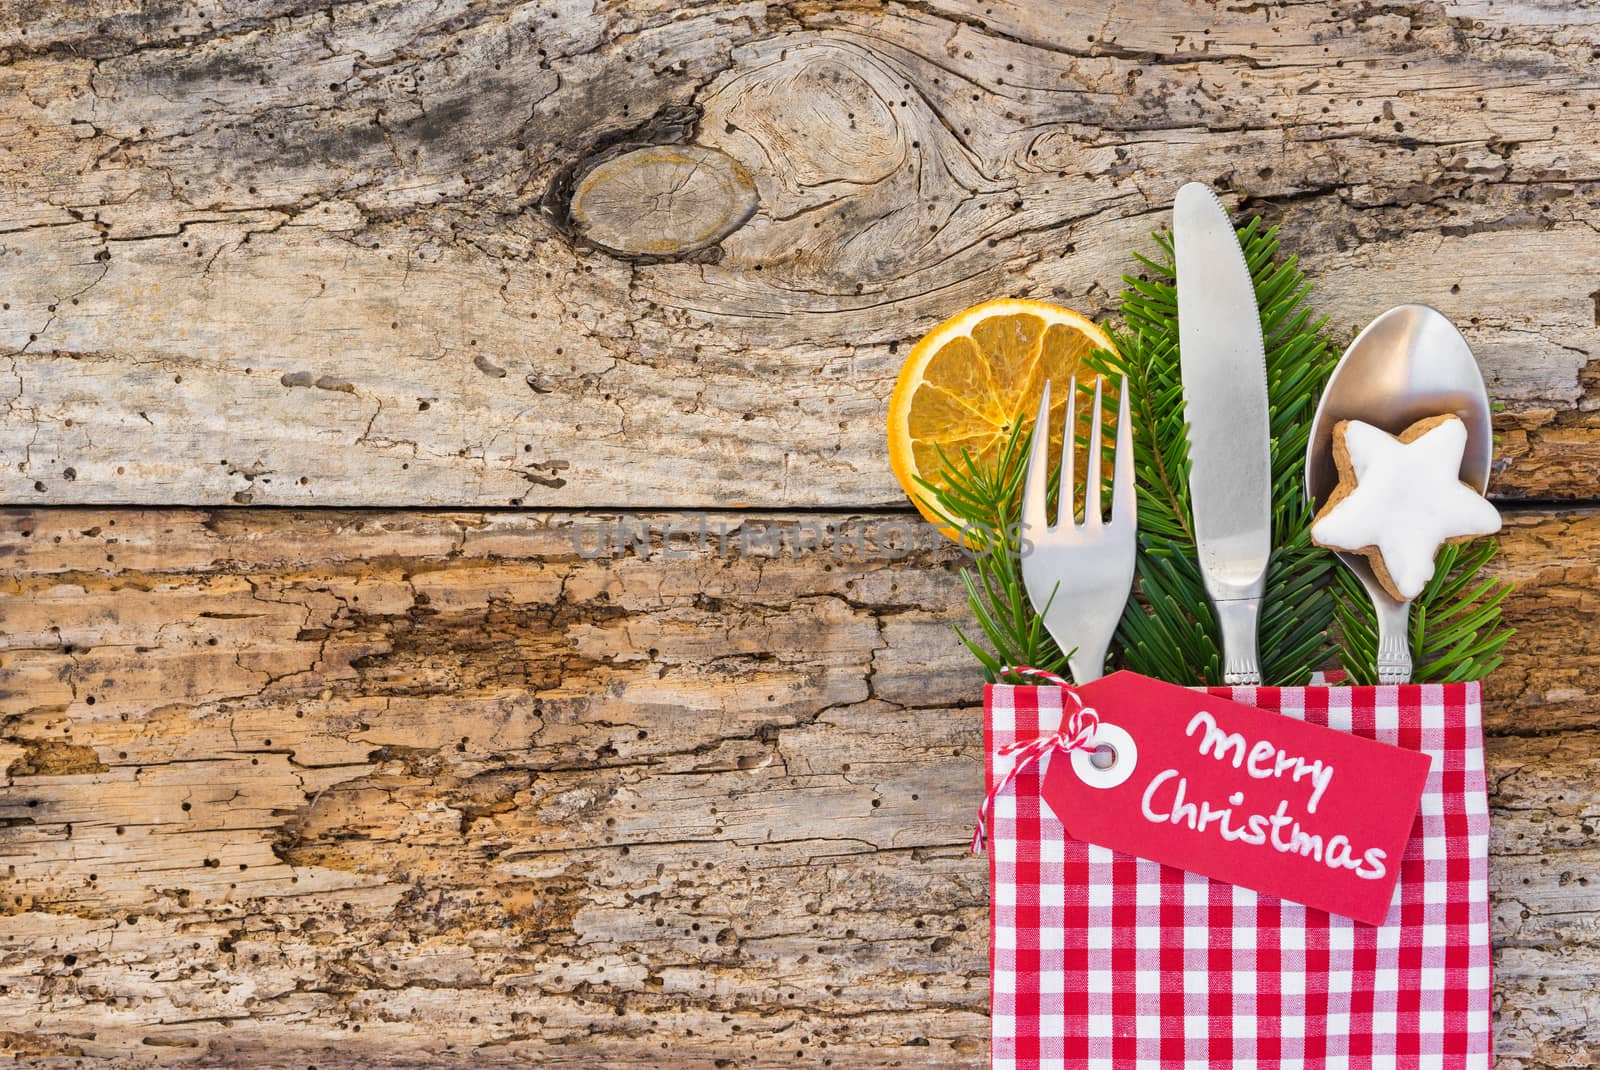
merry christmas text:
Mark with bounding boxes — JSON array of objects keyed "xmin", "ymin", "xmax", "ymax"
[{"xmin": 1136, "ymin": 709, "xmax": 1387, "ymax": 880}]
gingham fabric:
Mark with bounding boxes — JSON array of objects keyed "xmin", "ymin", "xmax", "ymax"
[{"xmin": 985, "ymin": 682, "xmax": 1491, "ymax": 1069}]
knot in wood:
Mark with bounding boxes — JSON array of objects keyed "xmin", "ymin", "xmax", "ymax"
[{"xmin": 568, "ymin": 144, "xmax": 758, "ymax": 259}]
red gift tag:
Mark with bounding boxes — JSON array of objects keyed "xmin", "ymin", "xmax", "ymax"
[{"xmin": 1038, "ymin": 671, "xmax": 1432, "ymax": 925}]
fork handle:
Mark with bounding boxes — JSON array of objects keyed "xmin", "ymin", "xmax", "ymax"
[{"xmin": 1214, "ymin": 597, "xmax": 1262, "ymax": 685}]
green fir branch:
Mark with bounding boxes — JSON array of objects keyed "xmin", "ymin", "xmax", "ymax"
[
  {"xmin": 922, "ymin": 214, "xmax": 1514, "ymax": 686},
  {"xmin": 915, "ymin": 424, "xmax": 1070, "ymax": 684},
  {"xmin": 1335, "ymin": 541, "xmax": 1515, "ymax": 684}
]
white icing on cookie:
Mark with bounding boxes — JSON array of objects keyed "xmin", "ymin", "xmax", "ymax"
[{"xmin": 1311, "ymin": 416, "xmax": 1501, "ymax": 600}]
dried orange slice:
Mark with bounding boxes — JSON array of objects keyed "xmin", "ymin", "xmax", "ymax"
[{"xmin": 887, "ymin": 298, "xmax": 1114, "ymax": 535}]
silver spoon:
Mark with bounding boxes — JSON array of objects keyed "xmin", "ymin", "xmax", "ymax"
[{"xmin": 1305, "ymin": 304, "xmax": 1494, "ymax": 683}]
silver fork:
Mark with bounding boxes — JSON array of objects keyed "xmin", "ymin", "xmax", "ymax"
[{"xmin": 1020, "ymin": 376, "xmax": 1137, "ymax": 684}]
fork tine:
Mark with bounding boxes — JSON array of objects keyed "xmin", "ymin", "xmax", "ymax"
[
  {"xmin": 1056, "ymin": 376, "xmax": 1077, "ymax": 528},
  {"xmin": 1021, "ymin": 380, "xmax": 1051, "ymax": 533},
  {"xmin": 1083, "ymin": 377, "xmax": 1104, "ymax": 527},
  {"xmin": 1112, "ymin": 374, "xmax": 1135, "ymax": 527}
]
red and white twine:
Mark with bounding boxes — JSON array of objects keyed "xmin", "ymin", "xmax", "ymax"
[{"xmin": 972, "ymin": 667, "xmax": 1099, "ymax": 853}]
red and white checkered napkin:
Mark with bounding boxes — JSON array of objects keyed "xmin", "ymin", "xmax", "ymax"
[{"xmin": 985, "ymin": 682, "xmax": 1491, "ymax": 1069}]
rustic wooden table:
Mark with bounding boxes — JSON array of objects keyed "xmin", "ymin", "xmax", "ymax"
[{"xmin": 2, "ymin": 1, "xmax": 1596, "ymax": 1066}]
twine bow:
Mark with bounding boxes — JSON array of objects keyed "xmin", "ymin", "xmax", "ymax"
[{"xmin": 972, "ymin": 667, "xmax": 1100, "ymax": 853}]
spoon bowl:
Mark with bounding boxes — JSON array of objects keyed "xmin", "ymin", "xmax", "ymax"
[{"xmin": 1305, "ymin": 304, "xmax": 1494, "ymax": 682}]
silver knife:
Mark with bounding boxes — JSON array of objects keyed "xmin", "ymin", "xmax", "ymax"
[{"xmin": 1173, "ymin": 182, "xmax": 1273, "ymax": 685}]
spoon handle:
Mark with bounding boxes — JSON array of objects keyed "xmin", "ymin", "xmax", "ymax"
[{"xmin": 1375, "ymin": 597, "xmax": 1414, "ymax": 684}]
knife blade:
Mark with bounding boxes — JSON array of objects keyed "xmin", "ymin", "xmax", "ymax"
[{"xmin": 1173, "ymin": 182, "xmax": 1273, "ymax": 685}]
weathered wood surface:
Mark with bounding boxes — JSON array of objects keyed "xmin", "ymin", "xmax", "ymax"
[
  {"xmin": 4, "ymin": 1, "xmax": 1600, "ymax": 1067},
  {"xmin": 0, "ymin": 506, "xmax": 1595, "ymax": 1067},
  {"xmin": 2, "ymin": 0, "xmax": 1598, "ymax": 506}
]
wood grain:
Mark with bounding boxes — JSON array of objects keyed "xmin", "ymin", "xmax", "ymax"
[
  {"xmin": 2, "ymin": 0, "xmax": 1597, "ymax": 506},
  {"xmin": 4, "ymin": 1, "xmax": 1598, "ymax": 1066},
  {"xmin": 0, "ymin": 506, "xmax": 1595, "ymax": 1067}
]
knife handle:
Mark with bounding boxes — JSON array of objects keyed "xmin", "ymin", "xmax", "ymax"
[{"xmin": 1214, "ymin": 597, "xmax": 1263, "ymax": 685}]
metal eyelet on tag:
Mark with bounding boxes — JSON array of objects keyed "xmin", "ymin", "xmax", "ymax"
[{"xmin": 1071, "ymin": 723, "xmax": 1137, "ymax": 789}]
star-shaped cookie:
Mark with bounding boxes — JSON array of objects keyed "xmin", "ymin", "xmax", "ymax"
[{"xmin": 1311, "ymin": 415, "xmax": 1501, "ymax": 602}]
